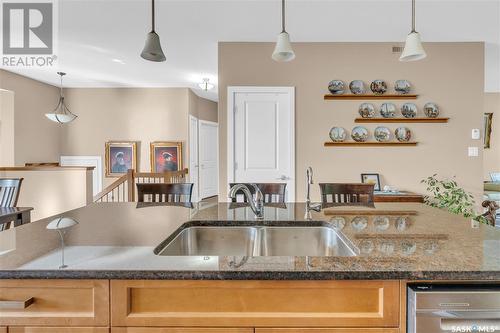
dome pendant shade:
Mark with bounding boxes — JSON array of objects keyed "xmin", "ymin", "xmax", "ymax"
[
  {"xmin": 399, "ymin": 31, "xmax": 427, "ymax": 62},
  {"xmin": 46, "ymin": 72, "xmax": 77, "ymax": 124},
  {"xmin": 141, "ymin": 31, "xmax": 166, "ymax": 62},
  {"xmin": 272, "ymin": 32, "xmax": 295, "ymax": 62}
]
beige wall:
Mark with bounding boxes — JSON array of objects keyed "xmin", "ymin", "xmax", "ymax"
[
  {"xmin": 0, "ymin": 90, "xmax": 15, "ymax": 166},
  {"xmin": 0, "ymin": 70, "xmax": 61, "ymax": 165},
  {"xmin": 219, "ymin": 42, "xmax": 485, "ymax": 202},
  {"xmin": 188, "ymin": 90, "xmax": 218, "ymax": 122},
  {"xmin": 484, "ymin": 92, "xmax": 500, "ymax": 180},
  {"xmin": 60, "ymin": 88, "xmax": 193, "ymax": 186},
  {"xmin": 0, "ymin": 167, "xmax": 93, "ymax": 221}
]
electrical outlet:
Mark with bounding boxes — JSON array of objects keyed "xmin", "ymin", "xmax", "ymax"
[
  {"xmin": 471, "ymin": 129, "xmax": 481, "ymax": 140},
  {"xmin": 468, "ymin": 147, "xmax": 479, "ymax": 157}
]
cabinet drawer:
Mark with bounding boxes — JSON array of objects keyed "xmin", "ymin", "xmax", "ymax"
[
  {"xmin": 9, "ymin": 329, "xmax": 109, "ymax": 333},
  {"xmin": 0, "ymin": 280, "xmax": 109, "ymax": 326},
  {"xmin": 256, "ymin": 329, "xmax": 399, "ymax": 333},
  {"xmin": 111, "ymin": 280, "xmax": 399, "ymax": 327},
  {"xmin": 112, "ymin": 329, "xmax": 253, "ymax": 333}
]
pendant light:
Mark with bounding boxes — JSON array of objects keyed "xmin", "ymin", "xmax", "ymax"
[
  {"xmin": 141, "ymin": 0, "xmax": 166, "ymax": 62},
  {"xmin": 400, "ymin": 0, "xmax": 427, "ymax": 62},
  {"xmin": 198, "ymin": 78, "xmax": 214, "ymax": 91},
  {"xmin": 45, "ymin": 72, "xmax": 77, "ymax": 124},
  {"xmin": 272, "ymin": 0, "xmax": 295, "ymax": 62}
]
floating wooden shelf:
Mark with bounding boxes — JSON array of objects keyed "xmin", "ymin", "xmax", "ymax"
[
  {"xmin": 355, "ymin": 117, "xmax": 449, "ymax": 123},
  {"xmin": 324, "ymin": 94, "xmax": 418, "ymax": 100},
  {"xmin": 324, "ymin": 142, "xmax": 418, "ymax": 147}
]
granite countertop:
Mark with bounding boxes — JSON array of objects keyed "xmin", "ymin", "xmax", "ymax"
[{"xmin": 0, "ymin": 201, "xmax": 499, "ymax": 280}]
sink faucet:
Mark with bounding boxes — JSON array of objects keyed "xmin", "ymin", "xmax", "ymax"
[
  {"xmin": 229, "ymin": 184, "xmax": 265, "ymax": 219},
  {"xmin": 305, "ymin": 167, "xmax": 322, "ymax": 219}
]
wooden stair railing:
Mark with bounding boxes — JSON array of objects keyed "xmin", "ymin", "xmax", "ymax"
[{"xmin": 93, "ymin": 168, "xmax": 189, "ymax": 203}]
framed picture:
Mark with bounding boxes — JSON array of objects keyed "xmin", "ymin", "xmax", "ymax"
[
  {"xmin": 150, "ymin": 141, "xmax": 183, "ymax": 172},
  {"xmin": 361, "ymin": 173, "xmax": 381, "ymax": 191},
  {"xmin": 484, "ymin": 113, "xmax": 493, "ymax": 149},
  {"xmin": 105, "ymin": 141, "xmax": 137, "ymax": 177}
]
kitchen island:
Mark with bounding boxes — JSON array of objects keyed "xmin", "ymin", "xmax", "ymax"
[{"xmin": 1, "ymin": 202, "xmax": 499, "ymax": 332}]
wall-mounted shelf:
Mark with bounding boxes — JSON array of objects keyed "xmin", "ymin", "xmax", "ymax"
[
  {"xmin": 324, "ymin": 142, "xmax": 418, "ymax": 147},
  {"xmin": 324, "ymin": 94, "xmax": 418, "ymax": 100},
  {"xmin": 355, "ymin": 117, "xmax": 449, "ymax": 123}
]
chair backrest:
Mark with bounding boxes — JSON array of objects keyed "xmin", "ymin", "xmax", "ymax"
[
  {"xmin": 0, "ymin": 178, "xmax": 23, "ymax": 207},
  {"xmin": 319, "ymin": 183, "xmax": 374, "ymax": 204},
  {"xmin": 137, "ymin": 183, "xmax": 194, "ymax": 203},
  {"xmin": 229, "ymin": 183, "xmax": 287, "ymax": 203}
]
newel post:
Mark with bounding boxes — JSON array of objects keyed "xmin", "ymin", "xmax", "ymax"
[{"xmin": 127, "ymin": 169, "xmax": 135, "ymax": 202}]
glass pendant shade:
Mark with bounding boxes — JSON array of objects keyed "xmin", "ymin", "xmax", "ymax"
[
  {"xmin": 141, "ymin": 31, "xmax": 166, "ymax": 62},
  {"xmin": 272, "ymin": 32, "xmax": 295, "ymax": 62},
  {"xmin": 46, "ymin": 72, "xmax": 77, "ymax": 124},
  {"xmin": 400, "ymin": 31, "xmax": 427, "ymax": 62}
]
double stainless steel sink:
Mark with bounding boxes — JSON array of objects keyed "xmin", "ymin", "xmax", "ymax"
[{"xmin": 156, "ymin": 225, "xmax": 358, "ymax": 257}]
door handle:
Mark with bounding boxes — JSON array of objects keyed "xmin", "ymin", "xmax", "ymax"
[{"xmin": 0, "ymin": 297, "xmax": 34, "ymax": 309}]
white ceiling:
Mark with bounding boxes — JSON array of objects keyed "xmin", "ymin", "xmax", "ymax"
[{"xmin": 3, "ymin": 0, "xmax": 500, "ymax": 101}]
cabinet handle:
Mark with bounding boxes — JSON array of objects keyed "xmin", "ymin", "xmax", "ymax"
[{"xmin": 0, "ymin": 297, "xmax": 34, "ymax": 309}]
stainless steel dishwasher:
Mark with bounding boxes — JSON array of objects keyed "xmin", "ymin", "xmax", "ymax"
[{"xmin": 408, "ymin": 284, "xmax": 500, "ymax": 333}]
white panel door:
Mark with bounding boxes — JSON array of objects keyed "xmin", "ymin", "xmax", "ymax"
[
  {"xmin": 60, "ymin": 156, "xmax": 102, "ymax": 196},
  {"xmin": 199, "ymin": 120, "xmax": 219, "ymax": 199},
  {"xmin": 230, "ymin": 87, "xmax": 294, "ymax": 201},
  {"xmin": 189, "ymin": 115, "xmax": 200, "ymax": 202}
]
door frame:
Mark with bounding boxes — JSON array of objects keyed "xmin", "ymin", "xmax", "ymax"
[
  {"xmin": 188, "ymin": 114, "xmax": 200, "ymax": 202},
  {"xmin": 199, "ymin": 119, "xmax": 219, "ymax": 199},
  {"xmin": 227, "ymin": 86, "xmax": 295, "ymax": 201}
]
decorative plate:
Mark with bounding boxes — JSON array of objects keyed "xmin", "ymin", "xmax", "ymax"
[
  {"xmin": 374, "ymin": 126, "xmax": 391, "ymax": 142},
  {"xmin": 380, "ymin": 103, "xmax": 396, "ymax": 118},
  {"xmin": 351, "ymin": 126, "xmax": 369, "ymax": 142},
  {"xmin": 395, "ymin": 127, "xmax": 412, "ymax": 142},
  {"xmin": 396, "ymin": 216, "xmax": 411, "ymax": 231},
  {"xmin": 401, "ymin": 241, "xmax": 417, "ymax": 256},
  {"xmin": 374, "ymin": 216, "xmax": 390, "ymax": 231},
  {"xmin": 359, "ymin": 240, "xmax": 374, "ymax": 254},
  {"xmin": 377, "ymin": 241, "xmax": 395, "ymax": 256},
  {"xmin": 401, "ymin": 103, "xmax": 418, "ymax": 118},
  {"xmin": 328, "ymin": 80, "xmax": 345, "ymax": 95},
  {"xmin": 349, "ymin": 80, "xmax": 366, "ymax": 95},
  {"xmin": 329, "ymin": 127, "xmax": 347, "ymax": 142},
  {"xmin": 395, "ymin": 80, "xmax": 411, "ymax": 94},
  {"xmin": 358, "ymin": 103, "xmax": 375, "ymax": 118},
  {"xmin": 424, "ymin": 102, "xmax": 440, "ymax": 118},
  {"xmin": 351, "ymin": 216, "xmax": 368, "ymax": 231},
  {"xmin": 330, "ymin": 216, "xmax": 346, "ymax": 230},
  {"xmin": 370, "ymin": 80, "xmax": 387, "ymax": 95}
]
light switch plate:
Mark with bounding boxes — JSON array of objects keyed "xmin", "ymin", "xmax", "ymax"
[
  {"xmin": 471, "ymin": 129, "xmax": 481, "ymax": 140},
  {"xmin": 468, "ymin": 146, "xmax": 479, "ymax": 157}
]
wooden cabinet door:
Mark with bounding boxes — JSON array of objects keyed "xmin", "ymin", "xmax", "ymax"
[
  {"xmin": 112, "ymin": 329, "xmax": 253, "ymax": 333},
  {"xmin": 111, "ymin": 280, "xmax": 400, "ymax": 328},
  {"xmin": 0, "ymin": 280, "xmax": 109, "ymax": 326},
  {"xmin": 256, "ymin": 329, "xmax": 399, "ymax": 333},
  {"xmin": 8, "ymin": 329, "xmax": 109, "ymax": 333},
  {"xmin": 0, "ymin": 327, "xmax": 5, "ymax": 333}
]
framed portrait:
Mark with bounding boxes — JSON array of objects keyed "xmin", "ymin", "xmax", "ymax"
[
  {"xmin": 361, "ymin": 173, "xmax": 381, "ymax": 191},
  {"xmin": 105, "ymin": 141, "xmax": 137, "ymax": 177},
  {"xmin": 150, "ymin": 141, "xmax": 183, "ymax": 173},
  {"xmin": 484, "ymin": 113, "xmax": 493, "ymax": 149}
]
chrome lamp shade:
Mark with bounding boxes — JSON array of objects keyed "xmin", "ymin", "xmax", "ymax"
[{"xmin": 141, "ymin": 31, "xmax": 166, "ymax": 62}]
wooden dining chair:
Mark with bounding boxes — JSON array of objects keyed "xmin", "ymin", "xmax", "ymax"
[
  {"xmin": 136, "ymin": 183, "xmax": 194, "ymax": 203},
  {"xmin": 229, "ymin": 183, "xmax": 287, "ymax": 203},
  {"xmin": 319, "ymin": 183, "xmax": 375, "ymax": 204},
  {"xmin": 0, "ymin": 178, "xmax": 23, "ymax": 207}
]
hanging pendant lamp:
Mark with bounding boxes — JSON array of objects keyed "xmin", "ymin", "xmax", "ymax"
[
  {"xmin": 400, "ymin": 0, "xmax": 427, "ymax": 62},
  {"xmin": 272, "ymin": 0, "xmax": 295, "ymax": 62},
  {"xmin": 198, "ymin": 78, "xmax": 215, "ymax": 91},
  {"xmin": 141, "ymin": 0, "xmax": 166, "ymax": 62},
  {"xmin": 45, "ymin": 72, "xmax": 77, "ymax": 124}
]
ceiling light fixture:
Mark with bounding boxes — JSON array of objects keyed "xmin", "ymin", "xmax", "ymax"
[
  {"xmin": 198, "ymin": 78, "xmax": 215, "ymax": 91},
  {"xmin": 272, "ymin": 0, "xmax": 295, "ymax": 62},
  {"xmin": 45, "ymin": 72, "xmax": 77, "ymax": 124},
  {"xmin": 141, "ymin": 0, "xmax": 166, "ymax": 62},
  {"xmin": 400, "ymin": 0, "xmax": 427, "ymax": 62}
]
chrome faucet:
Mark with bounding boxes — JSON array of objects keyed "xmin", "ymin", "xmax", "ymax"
[
  {"xmin": 305, "ymin": 167, "xmax": 322, "ymax": 219},
  {"xmin": 228, "ymin": 184, "xmax": 265, "ymax": 219}
]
